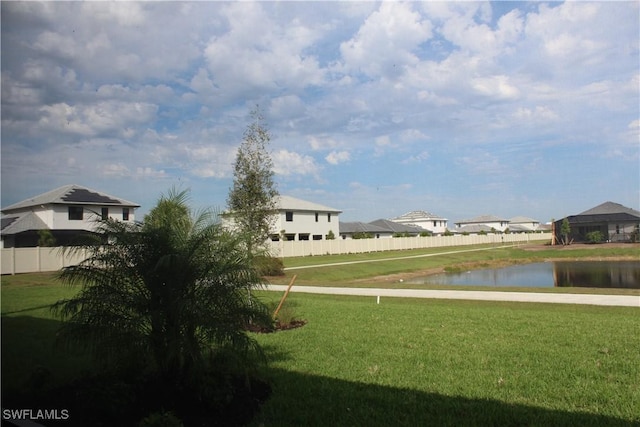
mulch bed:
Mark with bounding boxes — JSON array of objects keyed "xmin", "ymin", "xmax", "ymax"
[{"xmin": 246, "ymin": 319, "xmax": 307, "ymax": 334}]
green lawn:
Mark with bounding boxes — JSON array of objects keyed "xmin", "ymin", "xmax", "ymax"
[
  {"xmin": 2, "ymin": 245, "xmax": 640, "ymax": 426},
  {"xmin": 252, "ymin": 293, "xmax": 640, "ymax": 426}
]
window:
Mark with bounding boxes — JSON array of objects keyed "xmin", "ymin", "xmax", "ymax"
[
  {"xmin": 433, "ymin": 221, "xmax": 437, "ymax": 227},
  {"xmin": 327, "ymin": 213, "xmax": 331, "ymax": 222},
  {"xmin": 616, "ymin": 225, "xmax": 620, "ymax": 234},
  {"xmin": 123, "ymin": 208, "xmax": 130, "ymax": 221},
  {"xmin": 315, "ymin": 212, "xmax": 319, "ymax": 222},
  {"xmin": 286, "ymin": 211, "xmax": 293, "ymax": 222},
  {"xmin": 313, "ymin": 235, "xmax": 322, "ymax": 240},
  {"xmin": 68, "ymin": 206, "xmax": 83, "ymax": 221},
  {"xmin": 101, "ymin": 207, "xmax": 109, "ymax": 220}
]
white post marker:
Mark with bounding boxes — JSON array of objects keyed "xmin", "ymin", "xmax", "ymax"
[{"xmin": 377, "ymin": 295, "xmax": 380, "ymax": 304}]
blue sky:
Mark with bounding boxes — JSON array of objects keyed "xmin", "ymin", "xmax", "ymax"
[{"xmin": 2, "ymin": 1, "xmax": 638, "ymax": 224}]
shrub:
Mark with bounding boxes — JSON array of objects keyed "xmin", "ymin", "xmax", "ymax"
[
  {"xmin": 586, "ymin": 231, "xmax": 604, "ymax": 244},
  {"xmin": 254, "ymin": 256, "xmax": 285, "ymax": 276}
]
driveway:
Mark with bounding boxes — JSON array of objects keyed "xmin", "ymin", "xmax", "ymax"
[{"xmin": 265, "ymin": 284, "xmax": 640, "ymax": 307}]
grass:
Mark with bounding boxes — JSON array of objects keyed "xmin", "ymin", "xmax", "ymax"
[
  {"xmin": 267, "ymin": 243, "xmax": 640, "ymax": 295},
  {"xmin": 252, "ymin": 293, "xmax": 640, "ymax": 426},
  {"xmin": 2, "ymin": 245, "xmax": 639, "ymax": 425}
]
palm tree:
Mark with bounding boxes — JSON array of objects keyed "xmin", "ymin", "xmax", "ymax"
[{"xmin": 52, "ymin": 189, "xmax": 272, "ymax": 391}]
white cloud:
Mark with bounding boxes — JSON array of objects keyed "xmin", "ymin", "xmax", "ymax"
[
  {"xmin": 340, "ymin": 2, "xmax": 433, "ymax": 78},
  {"xmin": 402, "ymin": 151, "xmax": 430, "ymax": 164},
  {"xmin": 273, "ymin": 149, "xmax": 321, "ymax": 177},
  {"xmin": 471, "ymin": 75, "xmax": 520, "ymax": 100},
  {"xmin": 308, "ymin": 135, "xmax": 340, "ymax": 151},
  {"xmin": 325, "ymin": 150, "xmax": 350, "ymax": 165}
]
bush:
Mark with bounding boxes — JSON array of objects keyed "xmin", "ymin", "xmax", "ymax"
[
  {"xmin": 254, "ymin": 256, "xmax": 285, "ymax": 276},
  {"xmin": 586, "ymin": 231, "xmax": 604, "ymax": 244}
]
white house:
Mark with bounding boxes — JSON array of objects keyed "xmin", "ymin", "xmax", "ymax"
[
  {"xmin": 454, "ymin": 215, "xmax": 509, "ymax": 234},
  {"xmin": 390, "ymin": 210, "xmax": 448, "ymax": 235},
  {"xmin": 270, "ymin": 195, "xmax": 341, "ymax": 241},
  {"xmin": 508, "ymin": 216, "xmax": 540, "ymax": 232},
  {"xmin": 1, "ymin": 184, "xmax": 139, "ymax": 248}
]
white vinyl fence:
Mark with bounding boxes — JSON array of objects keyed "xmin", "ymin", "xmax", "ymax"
[
  {"xmin": 266, "ymin": 232, "xmax": 552, "ymax": 258},
  {"xmin": 1, "ymin": 233, "xmax": 552, "ymax": 275},
  {"xmin": 1, "ymin": 247, "xmax": 89, "ymax": 275}
]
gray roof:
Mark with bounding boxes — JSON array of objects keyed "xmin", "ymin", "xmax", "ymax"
[
  {"xmin": 578, "ymin": 201, "xmax": 640, "ymax": 217},
  {"xmin": 276, "ymin": 195, "xmax": 341, "ymax": 213},
  {"xmin": 339, "ymin": 222, "xmax": 390, "ymax": 234},
  {"xmin": 391, "ymin": 210, "xmax": 447, "ymax": 221},
  {"xmin": 369, "ymin": 219, "xmax": 427, "ymax": 234},
  {"xmin": 2, "ymin": 184, "xmax": 140, "ymax": 212},
  {"xmin": 454, "ymin": 224, "xmax": 494, "ymax": 234},
  {"xmin": 456, "ymin": 215, "xmax": 508, "ymax": 225},
  {"xmin": 509, "ymin": 216, "xmax": 539, "ymax": 224},
  {"xmin": 1, "ymin": 212, "xmax": 49, "ymax": 235}
]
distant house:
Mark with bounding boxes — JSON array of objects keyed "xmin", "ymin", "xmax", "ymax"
[
  {"xmin": 339, "ymin": 222, "xmax": 394, "ymax": 240},
  {"xmin": 508, "ymin": 216, "xmax": 540, "ymax": 233},
  {"xmin": 454, "ymin": 215, "xmax": 509, "ymax": 234},
  {"xmin": 369, "ymin": 219, "xmax": 428, "ymax": 236},
  {"xmin": 270, "ymin": 195, "xmax": 341, "ymax": 241},
  {"xmin": 1, "ymin": 185, "xmax": 139, "ymax": 248},
  {"xmin": 390, "ymin": 210, "xmax": 448, "ymax": 235},
  {"xmin": 554, "ymin": 201, "xmax": 640, "ymax": 243}
]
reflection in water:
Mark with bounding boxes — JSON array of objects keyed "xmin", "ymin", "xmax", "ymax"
[
  {"xmin": 406, "ymin": 261, "xmax": 640, "ymax": 289},
  {"xmin": 553, "ymin": 261, "xmax": 640, "ymax": 288}
]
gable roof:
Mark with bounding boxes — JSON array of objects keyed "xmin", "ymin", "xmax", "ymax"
[
  {"xmin": 339, "ymin": 221, "xmax": 390, "ymax": 234},
  {"xmin": 577, "ymin": 201, "xmax": 640, "ymax": 217},
  {"xmin": 2, "ymin": 185, "xmax": 140, "ymax": 212},
  {"xmin": 276, "ymin": 195, "xmax": 341, "ymax": 213},
  {"xmin": 391, "ymin": 210, "xmax": 447, "ymax": 221}
]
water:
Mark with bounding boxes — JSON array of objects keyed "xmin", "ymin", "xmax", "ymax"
[{"xmin": 406, "ymin": 261, "xmax": 640, "ymax": 289}]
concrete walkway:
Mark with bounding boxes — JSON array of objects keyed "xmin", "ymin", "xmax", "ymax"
[{"xmin": 265, "ymin": 284, "xmax": 640, "ymax": 307}]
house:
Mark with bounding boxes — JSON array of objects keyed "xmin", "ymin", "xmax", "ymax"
[
  {"xmin": 1, "ymin": 185, "xmax": 139, "ymax": 248},
  {"xmin": 390, "ymin": 210, "xmax": 448, "ymax": 235},
  {"xmin": 554, "ymin": 201, "xmax": 640, "ymax": 243},
  {"xmin": 339, "ymin": 222, "xmax": 394, "ymax": 240},
  {"xmin": 369, "ymin": 219, "xmax": 428, "ymax": 236},
  {"xmin": 508, "ymin": 216, "xmax": 540, "ymax": 233},
  {"xmin": 454, "ymin": 215, "xmax": 509, "ymax": 234},
  {"xmin": 270, "ymin": 195, "xmax": 341, "ymax": 241}
]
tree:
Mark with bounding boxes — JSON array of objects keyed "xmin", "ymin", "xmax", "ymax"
[
  {"xmin": 227, "ymin": 106, "xmax": 279, "ymax": 254},
  {"xmin": 52, "ymin": 189, "xmax": 271, "ymax": 395},
  {"xmin": 37, "ymin": 229, "xmax": 56, "ymax": 247}
]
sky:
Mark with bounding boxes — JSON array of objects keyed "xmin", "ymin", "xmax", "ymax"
[{"xmin": 2, "ymin": 1, "xmax": 638, "ymax": 225}]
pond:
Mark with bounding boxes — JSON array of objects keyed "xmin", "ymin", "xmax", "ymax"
[{"xmin": 405, "ymin": 261, "xmax": 640, "ymax": 289}]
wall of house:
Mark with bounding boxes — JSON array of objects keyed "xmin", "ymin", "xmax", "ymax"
[
  {"xmin": 50, "ymin": 205, "xmax": 135, "ymax": 230},
  {"xmin": 273, "ymin": 210, "xmax": 338, "ymax": 240}
]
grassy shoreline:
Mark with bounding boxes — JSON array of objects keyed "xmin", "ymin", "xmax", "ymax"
[{"xmin": 266, "ymin": 243, "xmax": 640, "ymax": 295}]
